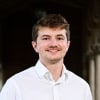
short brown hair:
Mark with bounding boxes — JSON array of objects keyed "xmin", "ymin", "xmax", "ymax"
[{"xmin": 32, "ymin": 14, "xmax": 70, "ymax": 41}]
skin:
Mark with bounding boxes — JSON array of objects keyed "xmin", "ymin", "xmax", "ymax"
[{"xmin": 32, "ymin": 27, "xmax": 70, "ymax": 81}]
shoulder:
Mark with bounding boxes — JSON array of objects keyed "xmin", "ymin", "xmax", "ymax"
[
  {"xmin": 6, "ymin": 66, "xmax": 36, "ymax": 84},
  {"xmin": 67, "ymin": 70, "xmax": 90, "ymax": 88}
]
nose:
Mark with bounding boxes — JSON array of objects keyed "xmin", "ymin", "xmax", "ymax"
[{"xmin": 49, "ymin": 38, "xmax": 58, "ymax": 46}]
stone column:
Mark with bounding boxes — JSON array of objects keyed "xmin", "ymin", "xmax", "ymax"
[
  {"xmin": 95, "ymin": 54, "xmax": 100, "ymax": 100},
  {"xmin": 91, "ymin": 31, "xmax": 100, "ymax": 100},
  {"xmin": 89, "ymin": 56, "xmax": 95, "ymax": 100},
  {"xmin": 92, "ymin": 38, "xmax": 100, "ymax": 100}
]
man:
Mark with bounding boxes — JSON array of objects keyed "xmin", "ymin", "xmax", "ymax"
[{"xmin": 0, "ymin": 14, "xmax": 92, "ymax": 100}]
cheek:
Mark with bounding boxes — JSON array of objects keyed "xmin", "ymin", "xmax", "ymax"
[
  {"xmin": 39, "ymin": 42, "xmax": 48, "ymax": 48},
  {"xmin": 36, "ymin": 43, "xmax": 47, "ymax": 52},
  {"xmin": 61, "ymin": 43, "xmax": 69, "ymax": 51}
]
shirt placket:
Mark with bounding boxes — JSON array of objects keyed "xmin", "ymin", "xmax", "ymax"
[{"xmin": 53, "ymin": 83, "xmax": 60, "ymax": 100}]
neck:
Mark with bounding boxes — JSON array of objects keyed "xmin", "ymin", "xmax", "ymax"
[{"xmin": 40, "ymin": 59, "xmax": 64, "ymax": 81}]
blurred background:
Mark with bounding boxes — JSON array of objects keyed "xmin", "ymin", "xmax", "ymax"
[{"xmin": 0, "ymin": 0, "xmax": 100, "ymax": 100}]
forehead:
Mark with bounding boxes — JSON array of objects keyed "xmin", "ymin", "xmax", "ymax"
[{"xmin": 38, "ymin": 27, "xmax": 67, "ymax": 36}]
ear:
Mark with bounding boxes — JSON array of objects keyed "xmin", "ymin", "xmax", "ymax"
[
  {"xmin": 67, "ymin": 41, "xmax": 70, "ymax": 47},
  {"xmin": 32, "ymin": 41, "xmax": 38, "ymax": 53},
  {"xmin": 67, "ymin": 41, "xmax": 70, "ymax": 50}
]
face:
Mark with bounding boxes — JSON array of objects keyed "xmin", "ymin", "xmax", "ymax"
[{"xmin": 32, "ymin": 27, "xmax": 70, "ymax": 64}]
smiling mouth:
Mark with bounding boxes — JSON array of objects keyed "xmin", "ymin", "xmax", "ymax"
[
  {"xmin": 47, "ymin": 49, "xmax": 60, "ymax": 53},
  {"xmin": 49, "ymin": 50, "xmax": 58, "ymax": 52}
]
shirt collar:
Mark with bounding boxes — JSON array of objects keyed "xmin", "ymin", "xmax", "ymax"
[
  {"xmin": 34, "ymin": 60, "xmax": 68, "ymax": 82},
  {"xmin": 35, "ymin": 60, "xmax": 49, "ymax": 79}
]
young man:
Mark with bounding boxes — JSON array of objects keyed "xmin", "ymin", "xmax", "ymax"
[{"xmin": 0, "ymin": 14, "xmax": 92, "ymax": 100}]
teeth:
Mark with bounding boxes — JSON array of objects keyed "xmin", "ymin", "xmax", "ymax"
[{"xmin": 49, "ymin": 50, "xmax": 58, "ymax": 52}]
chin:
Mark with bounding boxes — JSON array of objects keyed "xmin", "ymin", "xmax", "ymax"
[{"xmin": 49, "ymin": 58, "xmax": 62, "ymax": 63}]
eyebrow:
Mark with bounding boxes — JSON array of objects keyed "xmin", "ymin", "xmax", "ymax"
[
  {"xmin": 56, "ymin": 34, "xmax": 65, "ymax": 37},
  {"xmin": 41, "ymin": 35, "xmax": 51, "ymax": 37}
]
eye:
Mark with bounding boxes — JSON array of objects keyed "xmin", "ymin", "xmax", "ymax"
[
  {"xmin": 42, "ymin": 37, "xmax": 50, "ymax": 40},
  {"xmin": 58, "ymin": 38, "xmax": 63, "ymax": 40},
  {"xmin": 57, "ymin": 37, "xmax": 64, "ymax": 40}
]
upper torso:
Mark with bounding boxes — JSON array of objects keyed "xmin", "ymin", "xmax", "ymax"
[{"xmin": 0, "ymin": 60, "xmax": 92, "ymax": 100}]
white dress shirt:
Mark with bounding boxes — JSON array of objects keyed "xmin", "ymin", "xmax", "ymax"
[{"xmin": 0, "ymin": 60, "xmax": 92, "ymax": 100}]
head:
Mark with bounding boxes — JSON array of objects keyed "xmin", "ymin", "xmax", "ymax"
[
  {"xmin": 32, "ymin": 14, "xmax": 70, "ymax": 42},
  {"xmin": 32, "ymin": 14, "xmax": 70, "ymax": 64}
]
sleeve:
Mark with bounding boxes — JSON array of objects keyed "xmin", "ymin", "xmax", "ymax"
[{"xmin": 0, "ymin": 79, "xmax": 21, "ymax": 100}]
